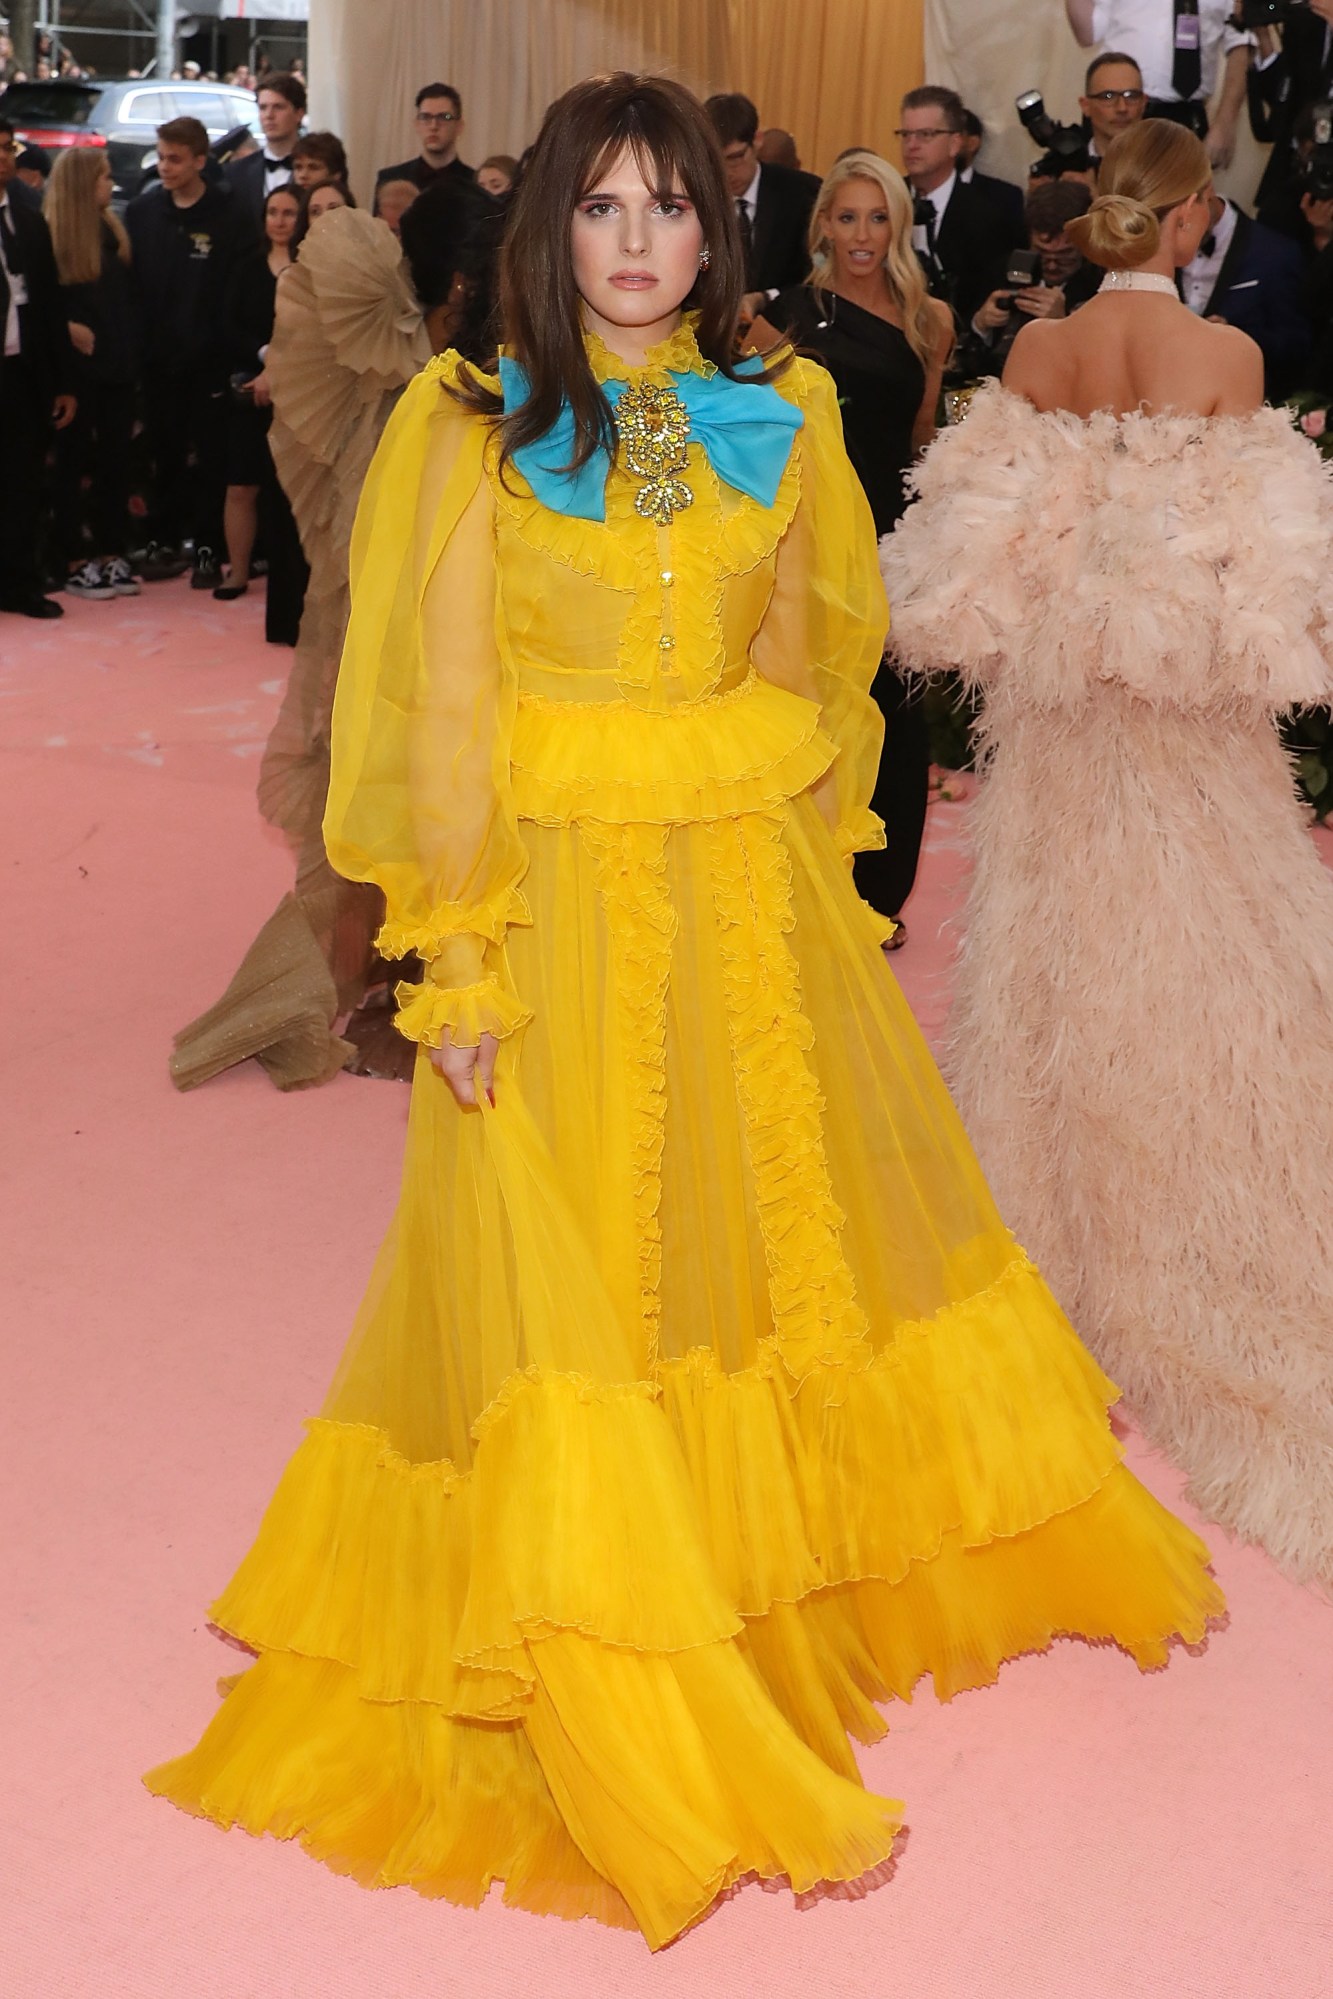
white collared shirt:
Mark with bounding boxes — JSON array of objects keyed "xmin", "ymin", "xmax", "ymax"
[
  {"xmin": 911, "ymin": 170, "xmax": 957, "ymax": 256},
  {"xmin": 262, "ymin": 154, "xmax": 295, "ymax": 195},
  {"xmin": 1090, "ymin": 0, "xmax": 1252, "ymax": 102},
  {"xmin": 0, "ymin": 192, "xmax": 26, "ymax": 357},
  {"xmin": 1182, "ymin": 196, "xmax": 1239, "ymax": 314}
]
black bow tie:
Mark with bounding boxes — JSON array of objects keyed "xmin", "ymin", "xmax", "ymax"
[
  {"xmin": 1200, "ymin": 232, "xmax": 1216, "ymax": 258},
  {"xmin": 263, "ymin": 155, "xmax": 293, "ymax": 170}
]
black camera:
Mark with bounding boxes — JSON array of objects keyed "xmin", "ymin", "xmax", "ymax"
[
  {"xmin": 1301, "ymin": 101, "xmax": 1333, "ymax": 201},
  {"xmin": 1015, "ymin": 89, "xmax": 1092, "ymax": 171},
  {"xmin": 1236, "ymin": 0, "xmax": 1310, "ymax": 27}
]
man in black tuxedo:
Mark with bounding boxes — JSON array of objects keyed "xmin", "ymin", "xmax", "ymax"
[
  {"xmin": 957, "ymin": 108, "xmax": 1026, "ymax": 232},
  {"xmin": 0, "ymin": 119, "xmax": 76, "ymax": 619},
  {"xmin": 223, "ymin": 71, "xmax": 304, "ymax": 242},
  {"xmin": 898, "ymin": 86, "xmax": 1023, "ymax": 331},
  {"xmin": 704, "ymin": 93, "xmax": 819, "ymax": 315},
  {"xmin": 1248, "ymin": 2, "xmax": 1333, "ymax": 212},
  {"xmin": 375, "ymin": 82, "xmax": 476, "ymax": 208},
  {"xmin": 1183, "ymin": 188, "xmax": 1311, "ymax": 401}
]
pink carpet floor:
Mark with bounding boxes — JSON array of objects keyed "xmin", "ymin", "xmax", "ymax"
[{"xmin": 3, "ymin": 583, "xmax": 1330, "ymax": 1999}]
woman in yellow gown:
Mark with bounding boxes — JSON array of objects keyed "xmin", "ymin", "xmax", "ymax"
[{"xmin": 147, "ymin": 75, "xmax": 1224, "ymax": 1950}]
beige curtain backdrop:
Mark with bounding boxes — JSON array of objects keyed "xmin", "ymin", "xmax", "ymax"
[
  {"xmin": 924, "ymin": 0, "xmax": 1267, "ymax": 208},
  {"xmin": 307, "ymin": 0, "xmax": 925, "ymax": 202}
]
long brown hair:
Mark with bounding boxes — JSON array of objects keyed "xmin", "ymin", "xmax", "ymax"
[
  {"xmin": 45, "ymin": 147, "xmax": 129, "ymax": 285},
  {"xmin": 455, "ymin": 72, "xmax": 770, "ymax": 479}
]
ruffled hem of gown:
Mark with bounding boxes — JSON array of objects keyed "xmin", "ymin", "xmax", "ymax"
[{"xmin": 145, "ymin": 1252, "xmax": 1222, "ymax": 1950}]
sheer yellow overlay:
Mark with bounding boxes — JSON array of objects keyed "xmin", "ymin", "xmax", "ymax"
[{"xmin": 146, "ymin": 323, "xmax": 1223, "ymax": 1949}]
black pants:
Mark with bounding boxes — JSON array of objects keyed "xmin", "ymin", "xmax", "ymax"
[
  {"xmin": 53, "ymin": 378, "xmax": 135, "ymax": 563},
  {"xmin": 141, "ymin": 367, "xmax": 227, "ymax": 556},
  {"xmin": 0, "ymin": 357, "xmax": 52, "ymax": 604},
  {"xmin": 852, "ymin": 663, "xmax": 931, "ymax": 921},
  {"xmin": 261, "ymin": 463, "xmax": 309, "ymax": 647}
]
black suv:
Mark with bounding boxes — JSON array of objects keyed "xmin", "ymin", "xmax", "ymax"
[{"xmin": 0, "ymin": 76, "xmax": 260, "ymax": 202}]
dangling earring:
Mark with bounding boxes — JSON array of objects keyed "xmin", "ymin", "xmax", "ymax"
[{"xmin": 698, "ymin": 249, "xmax": 711, "ymax": 270}]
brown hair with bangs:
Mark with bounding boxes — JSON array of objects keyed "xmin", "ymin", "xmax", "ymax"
[{"xmin": 454, "ymin": 72, "xmax": 769, "ymax": 481}]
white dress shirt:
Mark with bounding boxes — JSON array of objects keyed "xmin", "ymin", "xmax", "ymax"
[
  {"xmin": 911, "ymin": 171, "xmax": 957, "ymax": 257},
  {"xmin": 0, "ymin": 192, "xmax": 26, "ymax": 357},
  {"xmin": 1090, "ymin": 0, "xmax": 1251, "ymax": 102},
  {"xmin": 262, "ymin": 154, "xmax": 295, "ymax": 195},
  {"xmin": 1182, "ymin": 196, "xmax": 1239, "ymax": 314}
]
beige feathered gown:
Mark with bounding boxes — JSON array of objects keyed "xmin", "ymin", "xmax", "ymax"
[{"xmin": 880, "ymin": 385, "xmax": 1333, "ymax": 1591}]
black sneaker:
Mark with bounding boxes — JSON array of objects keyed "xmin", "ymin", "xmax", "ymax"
[
  {"xmin": 103, "ymin": 557, "xmax": 142, "ymax": 597},
  {"xmin": 190, "ymin": 544, "xmax": 221, "ymax": 590},
  {"xmin": 64, "ymin": 559, "xmax": 117, "ymax": 601},
  {"xmin": 139, "ymin": 541, "xmax": 190, "ymax": 582}
]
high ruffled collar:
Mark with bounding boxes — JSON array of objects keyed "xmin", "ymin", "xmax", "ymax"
[{"xmin": 582, "ymin": 313, "xmax": 718, "ymax": 385}]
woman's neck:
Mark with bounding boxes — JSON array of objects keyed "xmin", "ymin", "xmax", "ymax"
[
  {"xmin": 825, "ymin": 262, "xmax": 896, "ymax": 316},
  {"xmin": 580, "ymin": 304, "xmax": 682, "ymax": 368},
  {"xmin": 267, "ymin": 244, "xmax": 291, "ymax": 274}
]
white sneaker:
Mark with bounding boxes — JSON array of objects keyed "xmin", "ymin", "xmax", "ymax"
[
  {"xmin": 103, "ymin": 557, "xmax": 141, "ymax": 597},
  {"xmin": 64, "ymin": 559, "xmax": 117, "ymax": 600}
]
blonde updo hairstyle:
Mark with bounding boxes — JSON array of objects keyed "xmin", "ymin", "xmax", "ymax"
[{"xmin": 1066, "ymin": 118, "xmax": 1210, "ymax": 271}]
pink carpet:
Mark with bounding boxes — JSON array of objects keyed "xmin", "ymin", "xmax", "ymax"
[{"xmin": 3, "ymin": 584, "xmax": 1330, "ymax": 1998}]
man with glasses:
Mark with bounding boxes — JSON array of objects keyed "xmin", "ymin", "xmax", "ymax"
[
  {"xmin": 898, "ymin": 86, "xmax": 1023, "ymax": 329},
  {"xmin": 1064, "ymin": 1, "xmax": 1254, "ymax": 166},
  {"xmin": 1080, "ymin": 50, "xmax": 1150, "ymax": 169},
  {"xmin": 375, "ymin": 83, "xmax": 475, "ymax": 205}
]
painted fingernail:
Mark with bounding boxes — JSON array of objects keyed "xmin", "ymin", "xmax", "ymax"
[{"xmin": 486, "ymin": 1088, "xmax": 496, "ymax": 1107}]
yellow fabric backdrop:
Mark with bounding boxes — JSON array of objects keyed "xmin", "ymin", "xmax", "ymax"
[{"xmin": 307, "ymin": 0, "xmax": 924, "ymax": 202}]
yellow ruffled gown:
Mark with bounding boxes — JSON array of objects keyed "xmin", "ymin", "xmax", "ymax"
[{"xmin": 146, "ymin": 322, "xmax": 1223, "ymax": 1949}]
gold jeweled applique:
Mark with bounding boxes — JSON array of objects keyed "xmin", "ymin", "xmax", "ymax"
[{"xmin": 616, "ymin": 380, "xmax": 694, "ymax": 525}]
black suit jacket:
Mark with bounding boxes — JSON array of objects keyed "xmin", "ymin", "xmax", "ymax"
[
  {"xmin": 1199, "ymin": 206, "xmax": 1311, "ymax": 402},
  {"xmin": 0, "ymin": 195, "xmax": 74, "ymax": 402},
  {"xmin": 222, "ymin": 150, "xmax": 295, "ymax": 243},
  {"xmin": 965, "ymin": 168, "xmax": 1025, "ymax": 235},
  {"xmin": 749, "ymin": 162, "xmax": 819, "ymax": 293},
  {"xmin": 1249, "ymin": 15, "xmax": 1333, "ymax": 211},
  {"xmin": 929, "ymin": 177, "xmax": 1023, "ymax": 330}
]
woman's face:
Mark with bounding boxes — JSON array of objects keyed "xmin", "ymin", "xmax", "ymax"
[
  {"xmin": 307, "ymin": 184, "xmax": 349, "ymax": 224},
  {"xmin": 291, "ymin": 154, "xmax": 330, "ymax": 190},
  {"xmin": 477, "ymin": 163, "xmax": 512, "ymax": 198},
  {"xmin": 822, "ymin": 177, "xmax": 893, "ymax": 285},
  {"xmin": 570, "ymin": 146, "xmax": 705, "ymax": 349},
  {"xmin": 265, "ymin": 189, "xmax": 300, "ymax": 247}
]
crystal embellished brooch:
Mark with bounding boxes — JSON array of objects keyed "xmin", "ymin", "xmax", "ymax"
[{"xmin": 616, "ymin": 380, "xmax": 694, "ymax": 525}]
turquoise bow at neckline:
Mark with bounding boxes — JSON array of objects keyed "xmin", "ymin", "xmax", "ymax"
[{"xmin": 497, "ymin": 353, "xmax": 804, "ymax": 522}]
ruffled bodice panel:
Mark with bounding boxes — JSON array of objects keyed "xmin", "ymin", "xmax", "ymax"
[{"xmin": 881, "ymin": 384, "xmax": 1333, "ymax": 713}]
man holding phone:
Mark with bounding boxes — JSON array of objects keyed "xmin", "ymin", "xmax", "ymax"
[{"xmin": 965, "ymin": 182, "xmax": 1101, "ymax": 370}]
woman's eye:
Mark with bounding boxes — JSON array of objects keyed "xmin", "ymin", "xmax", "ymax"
[
  {"xmin": 579, "ymin": 201, "xmax": 615, "ymax": 218},
  {"xmin": 655, "ymin": 198, "xmax": 690, "ymax": 217}
]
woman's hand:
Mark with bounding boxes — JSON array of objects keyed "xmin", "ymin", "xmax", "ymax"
[
  {"xmin": 249, "ymin": 369, "xmax": 273, "ymax": 408},
  {"xmin": 68, "ymin": 320, "xmax": 95, "ymax": 357},
  {"xmin": 429, "ymin": 1027, "xmax": 499, "ymax": 1107}
]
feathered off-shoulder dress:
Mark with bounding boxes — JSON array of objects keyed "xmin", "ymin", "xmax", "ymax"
[
  {"xmin": 146, "ymin": 331, "xmax": 1222, "ymax": 1948},
  {"xmin": 881, "ymin": 383, "xmax": 1333, "ymax": 1593}
]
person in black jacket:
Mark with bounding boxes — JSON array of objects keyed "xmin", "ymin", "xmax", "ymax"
[
  {"xmin": 1248, "ymin": 4, "xmax": 1333, "ymax": 213},
  {"xmin": 375, "ymin": 81, "xmax": 476, "ymax": 208},
  {"xmin": 223, "ymin": 71, "xmax": 304, "ymax": 244},
  {"xmin": 0, "ymin": 118, "xmax": 76, "ymax": 619},
  {"xmin": 215, "ymin": 181, "xmax": 301, "ymax": 607},
  {"xmin": 1183, "ymin": 188, "xmax": 1311, "ymax": 401},
  {"xmin": 898, "ymin": 85, "xmax": 1023, "ymax": 330},
  {"xmin": 127, "ymin": 116, "xmax": 241, "ymax": 589},
  {"xmin": 957, "ymin": 108, "xmax": 1026, "ymax": 232},
  {"xmin": 704, "ymin": 92, "xmax": 819, "ymax": 312},
  {"xmin": 44, "ymin": 145, "xmax": 142, "ymax": 599}
]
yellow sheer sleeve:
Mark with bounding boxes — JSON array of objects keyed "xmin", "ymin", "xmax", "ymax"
[
  {"xmin": 750, "ymin": 358, "xmax": 890, "ymax": 861},
  {"xmin": 324, "ymin": 355, "xmax": 532, "ymax": 1048}
]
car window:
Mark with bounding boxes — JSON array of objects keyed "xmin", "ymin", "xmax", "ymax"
[
  {"xmin": 179, "ymin": 91, "xmax": 232, "ymax": 131},
  {"xmin": 0, "ymin": 82, "xmax": 100, "ymax": 127},
  {"xmin": 118, "ymin": 88, "xmax": 175, "ymax": 127},
  {"xmin": 225, "ymin": 93, "xmax": 263, "ymax": 136}
]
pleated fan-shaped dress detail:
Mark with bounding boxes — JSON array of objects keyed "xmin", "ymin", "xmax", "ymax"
[{"xmin": 146, "ymin": 325, "xmax": 1223, "ymax": 1949}]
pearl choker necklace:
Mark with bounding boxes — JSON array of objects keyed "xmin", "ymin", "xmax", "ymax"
[{"xmin": 1098, "ymin": 271, "xmax": 1180, "ymax": 297}]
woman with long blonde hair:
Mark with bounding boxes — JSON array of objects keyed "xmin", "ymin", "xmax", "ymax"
[
  {"xmin": 885, "ymin": 118, "xmax": 1333, "ymax": 1588},
  {"xmin": 44, "ymin": 146, "xmax": 141, "ymax": 597},
  {"xmin": 751, "ymin": 150, "xmax": 953, "ymax": 943}
]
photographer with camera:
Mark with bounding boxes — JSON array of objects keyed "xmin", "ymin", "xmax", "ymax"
[
  {"xmin": 1065, "ymin": 2, "xmax": 1254, "ymax": 165},
  {"xmin": 1248, "ymin": 2, "xmax": 1333, "ymax": 208},
  {"xmin": 1081, "ymin": 52, "xmax": 1152, "ymax": 168},
  {"xmin": 960, "ymin": 181, "xmax": 1101, "ymax": 375},
  {"xmin": 1257, "ymin": 95, "xmax": 1333, "ymax": 255}
]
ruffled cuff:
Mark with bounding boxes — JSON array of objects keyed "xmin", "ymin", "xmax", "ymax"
[
  {"xmin": 834, "ymin": 807, "xmax": 887, "ymax": 862},
  {"xmin": 375, "ymin": 885, "xmax": 532, "ymax": 965},
  {"xmin": 393, "ymin": 975, "xmax": 534, "ymax": 1050}
]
